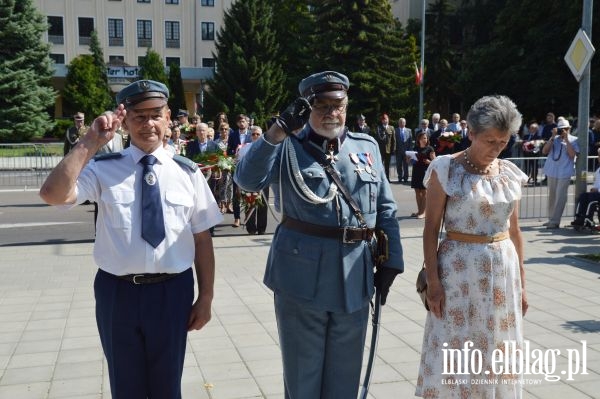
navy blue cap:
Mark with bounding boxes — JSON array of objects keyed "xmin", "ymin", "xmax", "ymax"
[
  {"xmin": 116, "ymin": 80, "xmax": 169, "ymax": 108},
  {"xmin": 177, "ymin": 109, "xmax": 189, "ymax": 118},
  {"xmin": 298, "ymin": 71, "xmax": 349, "ymax": 100}
]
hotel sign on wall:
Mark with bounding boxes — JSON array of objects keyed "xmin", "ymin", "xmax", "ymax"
[{"xmin": 106, "ymin": 66, "xmax": 140, "ymax": 80}]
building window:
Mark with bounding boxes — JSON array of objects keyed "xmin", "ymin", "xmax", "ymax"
[
  {"xmin": 201, "ymin": 22, "xmax": 214, "ymax": 41},
  {"xmin": 78, "ymin": 17, "xmax": 94, "ymax": 45},
  {"xmin": 137, "ymin": 20, "xmax": 152, "ymax": 47},
  {"xmin": 166, "ymin": 0, "xmax": 179, "ymax": 4},
  {"xmin": 166, "ymin": 57, "xmax": 180, "ymax": 67},
  {"xmin": 47, "ymin": 16, "xmax": 64, "ymax": 44},
  {"xmin": 138, "ymin": 56, "xmax": 146, "ymax": 66},
  {"xmin": 201, "ymin": 0, "xmax": 214, "ymax": 6},
  {"xmin": 165, "ymin": 21, "xmax": 180, "ymax": 48},
  {"xmin": 202, "ymin": 58, "xmax": 215, "ymax": 68},
  {"xmin": 108, "ymin": 18, "xmax": 124, "ymax": 46},
  {"xmin": 137, "ymin": 0, "xmax": 151, "ymax": 3},
  {"xmin": 50, "ymin": 53, "xmax": 65, "ymax": 64},
  {"xmin": 109, "ymin": 55, "xmax": 125, "ymax": 64}
]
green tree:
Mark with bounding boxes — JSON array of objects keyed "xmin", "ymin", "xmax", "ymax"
[
  {"xmin": 138, "ymin": 48, "xmax": 168, "ymax": 85},
  {"xmin": 89, "ymin": 29, "xmax": 113, "ymax": 111},
  {"xmin": 271, "ymin": 0, "xmax": 315, "ymax": 103},
  {"xmin": 0, "ymin": 0, "xmax": 56, "ymax": 142},
  {"xmin": 308, "ymin": 0, "xmax": 420, "ymax": 125},
  {"xmin": 63, "ymin": 55, "xmax": 114, "ymax": 121},
  {"xmin": 167, "ymin": 62, "xmax": 186, "ymax": 116},
  {"xmin": 203, "ymin": 0, "xmax": 286, "ymax": 127},
  {"xmin": 422, "ymin": 0, "xmax": 458, "ymax": 116}
]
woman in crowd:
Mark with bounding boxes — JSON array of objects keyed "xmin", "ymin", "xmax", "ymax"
[
  {"xmin": 410, "ymin": 131, "xmax": 435, "ymax": 219},
  {"xmin": 416, "ymin": 95, "xmax": 529, "ymax": 399},
  {"xmin": 215, "ymin": 122, "xmax": 233, "ymax": 214}
]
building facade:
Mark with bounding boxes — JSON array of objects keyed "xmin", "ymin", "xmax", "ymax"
[{"xmin": 35, "ymin": 0, "xmax": 232, "ymax": 118}]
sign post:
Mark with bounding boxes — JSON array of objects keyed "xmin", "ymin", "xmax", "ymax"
[{"xmin": 564, "ymin": 0, "xmax": 594, "ymax": 205}]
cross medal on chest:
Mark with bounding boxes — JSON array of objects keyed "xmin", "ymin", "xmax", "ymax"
[{"xmin": 326, "ymin": 144, "xmax": 339, "ymax": 164}]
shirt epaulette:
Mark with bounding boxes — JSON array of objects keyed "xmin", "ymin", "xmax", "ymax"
[
  {"xmin": 173, "ymin": 154, "xmax": 199, "ymax": 172},
  {"xmin": 94, "ymin": 152, "xmax": 123, "ymax": 161}
]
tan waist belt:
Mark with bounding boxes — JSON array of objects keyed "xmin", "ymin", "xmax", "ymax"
[{"xmin": 446, "ymin": 231, "xmax": 509, "ymax": 243}]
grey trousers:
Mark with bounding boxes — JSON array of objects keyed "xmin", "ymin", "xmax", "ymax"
[
  {"xmin": 274, "ymin": 294, "xmax": 369, "ymax": 399},
  {"xmin": 547, "ymin": 176, "xmax": 571, "ymax": 225}
]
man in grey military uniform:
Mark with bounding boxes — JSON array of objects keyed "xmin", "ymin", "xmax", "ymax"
[
  {"xmin": 235, "ymin": 71, "xmax": 404, "ymax": 398},
  {"xmin": 40, "ymin": 80, "xmax": 222, "ymax": 398}
]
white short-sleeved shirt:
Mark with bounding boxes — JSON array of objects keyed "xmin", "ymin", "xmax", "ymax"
[{"xmin": 75, "ymin": 145, "xmax": 222, "ymax": 275}]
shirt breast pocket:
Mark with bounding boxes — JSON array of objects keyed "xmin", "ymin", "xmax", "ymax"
[
  {"xmin": 164, "ymin": 190, "xmax": 194, "ymax": 230},
  {"xmin": 101, "ymin": 189, "xmax": 135, "ymax": 229},
  {"xmin": 355, "ymin": 171, "xmax": 380, "ymax": 214}
]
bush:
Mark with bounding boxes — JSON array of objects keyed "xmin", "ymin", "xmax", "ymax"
[{"xmin": 48, "ymin": 119, "xmax": 72, "ymax": 140}]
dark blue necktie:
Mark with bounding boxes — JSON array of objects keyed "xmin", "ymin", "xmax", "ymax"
[{"xmin": 140, "ymin": 155, "xmax": 165, "ymax": 248}]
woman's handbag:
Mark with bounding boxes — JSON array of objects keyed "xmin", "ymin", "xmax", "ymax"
[
  {"xmin": 416, "ymin": 202, "xmax": 446, "ymax": 311},
  {"xmin": 416, "ymin": 264, "xmax": 429, "ymax": 311}
]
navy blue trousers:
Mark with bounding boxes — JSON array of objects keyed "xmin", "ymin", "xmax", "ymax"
[
  {"xmin": 94, "ymin": 268, "xmax": 193, "ymax": 399},
  {"xmin": 274, "ymin": 294, "xmax": 369, "ymax": 399}
]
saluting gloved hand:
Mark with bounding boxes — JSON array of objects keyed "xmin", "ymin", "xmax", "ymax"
[
  {"xmin": 374, "ymin": 266, "xmax": 400, "ymax": 305},
  {"xmin": 275, "ymin": 97, "xmax": 312, "ymax": 135}
]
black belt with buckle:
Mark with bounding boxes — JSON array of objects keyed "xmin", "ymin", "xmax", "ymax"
[
  {"xmin": 281, "ymin": 217, "xmax": 374, "ymax": 243},
  {"xmin": 117, "ymin": 272, "xmax": 179, "ymax": 285}
]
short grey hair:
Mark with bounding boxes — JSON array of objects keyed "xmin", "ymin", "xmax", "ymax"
[{"xmin": 466, "ymin": 95, "xmax": 522, "ymax": 135}]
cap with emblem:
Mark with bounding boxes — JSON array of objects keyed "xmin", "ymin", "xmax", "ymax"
[
  {"xmin": 298, "ymin": 71, "xmax": 349, "ymax": 101},
  {"xmin": 116, "ymin": 80, "xmax": 169, "ymax": 108},
  {"xmin": 74, "ymin": 112, "xmax": 84, "ymax": 121}
]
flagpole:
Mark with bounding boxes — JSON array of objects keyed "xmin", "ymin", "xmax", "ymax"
[{"xmin": 418, "ymin": 0, "xmax": 426, "ymax": 124}]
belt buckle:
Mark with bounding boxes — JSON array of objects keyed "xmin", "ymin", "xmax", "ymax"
[
  {"xmin": 132, "ymin": 274, "xmax": 145, "ymax": 284},
  {"xmin": 342, "ymin": 227, "xmax": 358, "ymax": 244}
]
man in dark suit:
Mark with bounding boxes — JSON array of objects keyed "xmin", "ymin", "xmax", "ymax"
[
  {"xmin": 395, "ymin": 117, "xmax": 412, "ymax": 183},
  {"xmin": 185, "ymin": 122, "xmax": 220, "ymax": 160},
  {"xmin": 455, "ymin": 119, "xmax": 471, "ymax": 152},
  {"xmin": 226, "ymin": 114, "xmax": 252, "ymax": 156},
  {"xmin": 227, "ymin": 114, "xmax": 252, "ymax": 227},
  {"xmin": 415, "ymin": 119, "xmax": 432, "ymax": 137}
]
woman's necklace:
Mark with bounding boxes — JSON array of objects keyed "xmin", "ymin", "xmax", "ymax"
[{"xmin": 464, "ymin": 149, "xmax": 493, "ymax": 174}]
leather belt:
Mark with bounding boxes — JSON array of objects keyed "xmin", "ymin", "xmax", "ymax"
[
  {"xmin": 281, "ymin": 217, "xmax": 374, "ymax": 243},
  {"xmin": 446, "ymin": 231, "xmax": 509, "ymax": 244},
  {"xmin": 117, "ymin": 272, "xmax": 180, "ymax": 285}
]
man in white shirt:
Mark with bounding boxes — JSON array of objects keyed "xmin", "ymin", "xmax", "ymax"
[{"xmin": 39, "ymin": 80, "xmax": 222, "ymax": 398}]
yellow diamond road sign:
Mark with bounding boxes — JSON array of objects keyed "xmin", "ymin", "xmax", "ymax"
[{"xmin": 564, "ymin": 29, "xmax": 595, "ymax": 82}]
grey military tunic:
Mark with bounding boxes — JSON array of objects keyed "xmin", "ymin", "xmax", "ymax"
[{"xmin": 234, "ymin": 126, "xmax": 403, "ymax": 313}]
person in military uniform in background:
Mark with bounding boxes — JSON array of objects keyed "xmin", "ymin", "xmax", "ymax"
[
  {"xmin": 39, "ymin": 80, "xmax": 222, "ymax": 399},
  {"xmin": 63, "ymin": 112, "xmax": 87, "ymax": 155},
  {"xmin": 374, "ymin": 112, "xmax": 396, "ymax": 181},
  {"xmin": 235, "ymin": 71, "xmax": 404, "ymax": 399}
]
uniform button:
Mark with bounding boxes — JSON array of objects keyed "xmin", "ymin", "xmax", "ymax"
[
  {"xmin": 342, "ymin": 217, "xmax": 348, "ymax": 222},
  {"xmin": 308, "ymin": 172, "xmax": 313, "ymax": 177},
  {"xmin": 292, "ymin": 248, "xmax": 299, "ymax": 255}
]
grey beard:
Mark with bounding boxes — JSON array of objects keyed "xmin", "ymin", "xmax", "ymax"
[{"xmin": 312, "ymin": 125, "xmax": 344, "ymax": 140}]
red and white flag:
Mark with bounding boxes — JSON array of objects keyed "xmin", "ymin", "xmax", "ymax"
[{"xmin": 414, "ymin": 63, "xmax": 423, "ymax": 86}]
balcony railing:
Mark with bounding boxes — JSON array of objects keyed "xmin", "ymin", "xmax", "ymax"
[
  {"xmin": 48, "ymin": 35, "xmax": 64, "ymax": 45},
  {"xmin": 137, "ymin": 38, "xmax": 152, "ymax": 47},
  {"xmin": 109, "ymin": 37, "xmax": 124, "ymax": 46},
  {"xmin": 166, "ymin": 39, "xmax": 180, "ymax": 48}
]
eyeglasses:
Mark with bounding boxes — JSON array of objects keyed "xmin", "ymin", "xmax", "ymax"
[
  {"xmin": 311, "ymin": 103, "xmax": 347, "ymax": 115},
  {"xmin": 251, "ymin": 133, "xmax": 261, "ymax": 137}
]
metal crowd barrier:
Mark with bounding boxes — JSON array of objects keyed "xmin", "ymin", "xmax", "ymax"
[{"xmin": 0, "ymin": 143, "xmax": 62, "ymax": 189}]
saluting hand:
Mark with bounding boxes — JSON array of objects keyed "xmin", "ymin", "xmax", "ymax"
[{"xmin": 83, "ymin": 104, "xmax": 125, "ymax": 148}]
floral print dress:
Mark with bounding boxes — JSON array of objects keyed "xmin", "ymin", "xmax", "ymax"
[{"xmin": 415, "ymin": 155, "xmax": 528, "ymax": 399}]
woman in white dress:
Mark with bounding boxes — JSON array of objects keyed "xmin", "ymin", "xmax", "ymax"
[{"xmin": 416, "ymin": 95, "xmax": 529, "ymax": 399}]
